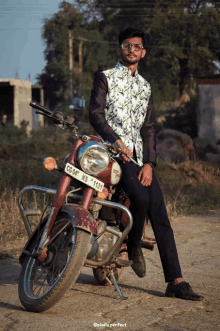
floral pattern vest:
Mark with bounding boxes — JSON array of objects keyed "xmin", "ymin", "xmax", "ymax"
[{"xmin": 103, "ymin": 62, "xmax": 151, "ymax": 166}]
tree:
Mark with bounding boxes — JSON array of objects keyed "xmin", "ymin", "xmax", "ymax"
[
  {"xmin": 74, "ymin": 0, "xmax": 220, "ymax": 107},
  {"xmin": 37, "ymin": 1, "xmax": 109, "ymax": 115},
  {"xmin": 36, "ymin": 2, "xmax": 81, "ymax": 112},
  {"xmin": 145, "ymin": 0, "xmax": 220, "ymax": 105},
  {"xmin": 38, "ymin": 0, "xmax": 220, "ymax": 114}
]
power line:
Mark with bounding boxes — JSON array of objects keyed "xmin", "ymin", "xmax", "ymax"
[
  {"xmin": 1, "ymin": 3, "xmax": 220, "ymax": 12},
  {"xmin": 0, "ymin": 4, "xmax": 219, "ymax": 18},
  {"xmin": 89, "ymin": 12, "xmax": 220, "ymax": 16},
  {"xmin": 74, "ymin": 1, "xmax": 220, "ymax": 8},
  {"xmin": 73, "ymin": 1, "xmax": 220, "ymax": 3},
  {"xmin": 0, "ymin": 11, "xmax": 219, "ymax": 24},
  {"xmin": 0, "ymin": 26, "xmax": 210, "ymax": 49},
  {"xmin": 0, "ymin": 10, "xmax": 51, "ymax": 13},
  {"xmin": 0, "ymin": 28, "xmax": 42, "ymax": 31}
]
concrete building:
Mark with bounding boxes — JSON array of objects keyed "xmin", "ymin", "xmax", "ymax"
[
  {"xmin": 0, "ymin": 79, "xmax": 44, "ymax": 134},
  {"xmin": 196, "ymin": 75, "xmax": 220, "ymax": 146},
  {"xmin": 31, "ymin": 84, "xmax": 45, "ymax": 130}
]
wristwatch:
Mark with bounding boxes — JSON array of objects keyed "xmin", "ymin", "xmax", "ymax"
[{"xmin": 145, "ymin": 162, "xmax": 156, "ymax": 169}]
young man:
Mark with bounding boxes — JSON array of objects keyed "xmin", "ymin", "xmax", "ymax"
[{"xmin": 89, "ymin": 28, "xmax": 203, "ymax": 301}]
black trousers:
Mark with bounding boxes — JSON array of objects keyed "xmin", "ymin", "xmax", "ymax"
[{"xmin": 119, "ymin": 160, "xmax": 182, "ymax": 283}]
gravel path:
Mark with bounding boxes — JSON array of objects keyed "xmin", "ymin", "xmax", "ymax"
[{"xmin": 0, "ymin": 210, "xmax": 219, "ymax": 331}]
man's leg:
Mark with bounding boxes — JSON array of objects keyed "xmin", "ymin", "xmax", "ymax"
[
  {"xmin": 147, "ymin": 171, "xmax": 182, "ymax": 282},
  {"xmin": 119, "ymin": 162, "xmax": 204, "ymax": 300},
  {"xmin": 119, "ymin": 162, "xmax": 182, "ymax": 282},
  {"xmin": 119, "ymin": 162, "xmax": 149, "ymax": 251}
]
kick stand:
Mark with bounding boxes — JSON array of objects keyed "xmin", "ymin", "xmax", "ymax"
[{"xmin": 107, "ymin": 270, "xmax": 129, "ymax": 300}]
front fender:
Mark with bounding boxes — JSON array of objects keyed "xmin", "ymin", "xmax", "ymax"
[
  {"xmin": 60, "ymin": 204, "xmax": 97, "ymax": 235},
  {"xmin": 19, "ymin": 204, "xmax": 97, "ymax": 265}
]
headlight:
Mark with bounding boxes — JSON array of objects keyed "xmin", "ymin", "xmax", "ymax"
[{"xmin": 77, "ymin": 142, "xmax": 110, "ymax": 175}]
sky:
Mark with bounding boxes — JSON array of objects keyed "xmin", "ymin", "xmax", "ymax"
[
  {"xmin": 1, "ymin": 1, "xmax": 219, "ymax": 86},
  {"xmin": 0, "ymin": 0, "xmax": 63, "ymax": 85}
]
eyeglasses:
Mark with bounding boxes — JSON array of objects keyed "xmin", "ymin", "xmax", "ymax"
[{"xmin": 121, "ymin": 42, "xmax": 144, "ymax": 52}]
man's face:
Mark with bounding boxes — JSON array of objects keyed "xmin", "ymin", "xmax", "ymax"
[{"xmin": 119, "ymin": 36, "xmax": 146, "ymax": 65}]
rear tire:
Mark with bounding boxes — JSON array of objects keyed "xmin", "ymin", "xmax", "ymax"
[{"xmin": 18, "ymin": 213, "xmax": 90, "ymax": 312}]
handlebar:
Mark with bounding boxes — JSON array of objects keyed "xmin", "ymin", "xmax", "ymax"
[
  {"xmin": 30, "ymin": 101, "xmax": 54, "ymax": 116},
  {"xmin": 30, "ymin": 101, "xmax": 76, "ymax": 131},
  {"xmin": 104, "ymin": 142, "xmax": 139, "ymax": 166},
  {"xmin": 30, "ymin": 102, "xmax": 137, "ymax": 159}
]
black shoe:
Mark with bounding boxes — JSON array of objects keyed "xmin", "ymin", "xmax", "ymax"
[
  {"xmin": 128, "ymin": 248, "xmax": 146, "ymax": 278},
  {"xmin": 165, "ymin": 281, "xmax": 204, "ymax": 301}
]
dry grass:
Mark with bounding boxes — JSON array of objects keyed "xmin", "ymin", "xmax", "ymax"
[
  {"xmin": 0, "ymin": 160, "xmax": 220, "ymax": 257},
  {"xmin": 0, "ymin": 189, "xmax": 23, "ymax": 241},
  {"xmin": 156, "ymin": 160, "xmax": 220, "ymax": 218},
  {"xmin": 0, "ymin": 189, "xmax": 25, "ymax": 258},
  {"xmin": 0, "ymin": 188, "xmax": 52, "ymax": 257}
]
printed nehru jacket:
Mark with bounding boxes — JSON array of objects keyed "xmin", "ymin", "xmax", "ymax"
[{"xmin": 89, "ymin": 61, "xmax": 157, "ymax": 166}]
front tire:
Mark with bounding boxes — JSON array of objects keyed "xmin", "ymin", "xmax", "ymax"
[{"xmin": 18, "ymin": 213, "xmax": 90, "ymax": 312}]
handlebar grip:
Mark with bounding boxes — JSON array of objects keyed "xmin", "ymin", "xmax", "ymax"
[{"xmin": 30, "ymin": 101, "xmax": 53, "ymax": 116}]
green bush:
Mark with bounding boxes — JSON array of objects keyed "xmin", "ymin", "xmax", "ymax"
[
  {"xmin": 1, "ymin": 124, "xmax": 220, "ymax": 219},
  {"xmin": 0, "ymin": 125, "xmax": 71, "ymax": 196},
  {"xmin": 0, "ymin": 121, "xmax": 28, "ymax": 145}
]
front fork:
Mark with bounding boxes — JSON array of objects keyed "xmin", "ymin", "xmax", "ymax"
[
  {"xmin": 37, "ymin": 185, "xmax": 94, "ymax": 261},
  {"xmin": 37, "ymin": 138, "xmax": 94, "ymax": 261}
]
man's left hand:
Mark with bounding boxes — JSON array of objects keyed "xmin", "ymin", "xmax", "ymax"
[{"xmin": 138, "ymin": 164, "xmax": 153, "ymax": 186}]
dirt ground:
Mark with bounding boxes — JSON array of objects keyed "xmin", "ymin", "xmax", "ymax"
[{"xmin": 0, "ymin": 210, "xmax": 220, "ymax": 331}]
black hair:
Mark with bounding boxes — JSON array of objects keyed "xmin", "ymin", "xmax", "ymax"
[{"xmin": 118, "ymin": 28, "xmax": 145, "ymax": 48}]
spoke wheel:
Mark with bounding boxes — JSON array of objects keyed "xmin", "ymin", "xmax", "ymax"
[{"xmin": 19, "ymin": 213, "xmax": 90, "ymax": 312}]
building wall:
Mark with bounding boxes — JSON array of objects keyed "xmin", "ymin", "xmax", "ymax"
[
  {"xmin": 197, "ymin": 82, "xmax": 220, "ymax": 145},
  {"xmin": 32, "ymin": 86, "xmax": 44, "ymax": 129},
  {"xmin": 0, "ymin": 79, "xmax": 44, "ymax": 133},
  {"xmin": 13, "ymin": 79, "xmax": 32, "ymax": 134}
]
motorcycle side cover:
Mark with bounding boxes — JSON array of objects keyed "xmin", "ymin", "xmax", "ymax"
[{"xmin": 19, "ymin": 204, "xmax": 96, "ymax": 265}]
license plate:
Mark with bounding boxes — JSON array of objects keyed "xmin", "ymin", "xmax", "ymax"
[{"xmin": 64, "ymin": 163, "xmax": 104, "ymax": 192}]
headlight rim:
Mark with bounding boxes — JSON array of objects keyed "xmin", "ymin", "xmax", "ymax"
[{"xmin": 77, "ymin": 142, "xmax": 110, "ymax": 176}]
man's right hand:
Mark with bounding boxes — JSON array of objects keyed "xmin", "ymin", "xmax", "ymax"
[{"xmin": 116, "ymin": 140, "xmax": 133, "ymax": 163}]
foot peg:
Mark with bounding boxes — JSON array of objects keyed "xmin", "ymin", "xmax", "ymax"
[
  {"xmin": 141, "ymin": 238, "xmax": 156, "ymax": 251},
  {"xmin": 141, "ymin": 242, "xmax": 154, "ymax": 251},
  {"xmin": 115, "ymin": 258, "xmax": 132, "ymax": 267}
]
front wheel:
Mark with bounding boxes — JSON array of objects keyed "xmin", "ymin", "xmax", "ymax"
[{"xmin": 18, "ymin": 213, "xmax": 90, "ymax": 312}]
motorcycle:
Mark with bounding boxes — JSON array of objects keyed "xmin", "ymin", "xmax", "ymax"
[{"xmin": 17, "ymin": 101, "xmax": 156, "ymax": 312}]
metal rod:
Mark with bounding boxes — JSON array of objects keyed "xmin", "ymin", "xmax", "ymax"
[
  {"xmin": 24, "ymin": 210, "xmax": 42, "ymax": 216},
  {"xmin": 17, "ymin": 186, "xmax": 57, "ymax": 238},
  {"xmin": 109, "ymin": 270, "xmax": 128, "ymax": 300},
  {"xmin": 106, "ymin": 226, "xmax": 122, "ymax": 237},
  {"xmin": 17, "ymin": 186, "xmax": 133, "ymax": 265}
]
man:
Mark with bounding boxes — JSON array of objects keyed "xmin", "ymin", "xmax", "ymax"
[
  {"xmin": 89, "ymin": 28, "xmax": 203, "ymax": 301},
  {"xmin": 1, "ymin": 114, "xmax": 8, "ymax": 127}
]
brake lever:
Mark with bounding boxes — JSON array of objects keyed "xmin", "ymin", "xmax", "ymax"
[
  {"xmin": 53, "ymin": 112, "xmax": 78, "ymax": 130},
  {"xmin": 125, "ymin": 154, "xmax": 139, "ymax": 166},
  {"xmin": 51, "ymin": 111, "xmax": 63, "ymax": 126},
  {"xmin": 104, "ymin": 142, "xmax": 139, "ymax": 166},
  {"xmin": 63, "ymin": 115, "xmax": 78, "ymax": 129}
]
